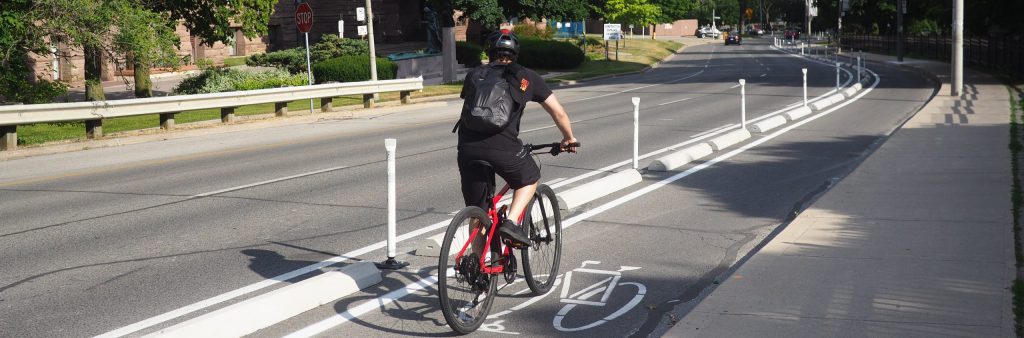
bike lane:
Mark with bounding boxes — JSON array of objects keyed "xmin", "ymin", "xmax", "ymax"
[{"xmin": 247, "ymin": 57, "xmax": 936, "ymax": 337}]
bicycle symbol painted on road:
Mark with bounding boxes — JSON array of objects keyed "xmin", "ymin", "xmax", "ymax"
[{"xmin": 553, "ymin": 261, "xmax": 646, "ymax": 332}]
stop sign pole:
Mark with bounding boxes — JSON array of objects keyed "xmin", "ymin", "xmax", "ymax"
[{"xmin": 295, "ymin": 3, "xmax": 314, "ymax": 113}]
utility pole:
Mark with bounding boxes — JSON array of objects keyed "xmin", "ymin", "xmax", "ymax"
[
  {"xmin": 897, "ymin": 0, "xmax": 904, "ymax": 62},
  {"xmin": 365, "ymin": 0, "xmax": 377, "ymax": 83},
  {"xmin": 951, "ymin": 0, "xmax": 963, "ymax": 96}
]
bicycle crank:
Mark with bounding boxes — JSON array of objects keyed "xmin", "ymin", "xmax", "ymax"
[{"xmin": 503, "ymin": 254, "xmax": 517, "ymax": 284}]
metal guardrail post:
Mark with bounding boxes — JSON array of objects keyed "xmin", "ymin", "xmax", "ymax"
[
  {"xmin": 221, "ymin": 107, "xmax": 235, "ymax": 123},
  {"xmin": 160, "ymin": 113, "xmax": 176, "ymax": 130},
  {"xmin": 86, "ymin": 120, "xmax": 103, "ymax": 139},
  {"xmin": 1, "ymin": 125, "xmax": 16, "ymax": 151},
  {"xmin": 400, "ymin": 91, "xmax": 411, "ymax": 104},
  {"xmin": 321, "ymin": 97, "xmax": 333, "ymax": 112},
  {"xmin": 274, "ymin": 102, "xmax": 289, "ymax": 117},
  {"xmin": 363, "ymin": 94, "xmax": 375, "ymax": 108}
]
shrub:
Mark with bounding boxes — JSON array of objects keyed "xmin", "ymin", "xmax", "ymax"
[
  {"xmin": 246, "ymin": 48, "xmax": 306, "ymax": 74},
  {"xmin": 312, "ymin": 56, "xmax": 397, "ymax": 83},
  {"xmin": 456, "ymin": 41, "xmax": 484, "ymax": 67},
  {"xmin": 517, "ymin": 39, "xmax": 584, "ymax": 70},
  {"xmin": 174, "ymin": 68, "xmax": 307, "ymax": 94},
  {"xmin": 311, "ymin": 35, "xmax": 369, "ymax": 62},
  {"xmin": 908, "ymin": 19, "xmax": 942, "ymax": 36},
  {"xmin": 513, "ymin": 23, "xmax": 555, "ymax": 40}
]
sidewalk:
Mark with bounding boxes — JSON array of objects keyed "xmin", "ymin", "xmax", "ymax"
[{"xmin": 666, "ymin": 55, "xmax": 1015, "ymax": 336}]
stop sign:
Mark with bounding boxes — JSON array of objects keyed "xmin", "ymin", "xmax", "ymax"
[{"xmin": 295, "ymin": 3, "xmax": 313, "ymax": 33}]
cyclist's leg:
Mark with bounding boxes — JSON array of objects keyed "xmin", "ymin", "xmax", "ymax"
[
  {"xmin": 492, "ymin": 147, "xmax": 541, "ymax": 225},
  {"xmin": 457, "ymin": 151, "xmax": 494, "ymax": 256},
  {"xmin": 506, "ymin": 181, "xmax": 537, "ymax": 223}
]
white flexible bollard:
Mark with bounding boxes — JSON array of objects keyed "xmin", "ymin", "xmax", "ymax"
[
  {"xmin": 835, "ymin": 62, "xmax": 840, "ymax": 92},
  {"xmin": 802, "ymin": 68, "xmax": 808, "ymax": 107},
  {"xmin": 377, "ymin": 138, "xmax": 408, "ymax": 270},
  {"xmin": 739, "ymin": 79, "xmax": 747, "ymax": 130},
  {"xmin": 631, "ymin": 97, "xmax": 640, "ymax": 170},
  {"xmin": 857, "ymin": 57, "xmax": 862, "ymax": 83}
]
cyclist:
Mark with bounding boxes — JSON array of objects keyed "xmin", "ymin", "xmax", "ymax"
[{"xmin": 456, "ymin": 29, "xmax": 577, "ymax": 249}]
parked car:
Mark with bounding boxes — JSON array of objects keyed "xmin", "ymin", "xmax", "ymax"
[
  {"xmin": 695, "ymin": 26, "xmax": 721, "ymax": 39},
  {"xmin": 725, "ymin": 32, "xmax": 742, "ymax": 45}
]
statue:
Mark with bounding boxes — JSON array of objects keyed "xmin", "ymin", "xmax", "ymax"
[{"xmin": 422, "ymin": 6, "xmax": 442, "ymax": 54}]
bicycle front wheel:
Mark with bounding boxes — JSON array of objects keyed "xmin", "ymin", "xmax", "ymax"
[
  {"xmin": 521, "ymin": 184, "xmax": 562, "ymax": 294},
  {"xmin": 438, "ymin": 206, "xmax": 497, "ymax": 334}
]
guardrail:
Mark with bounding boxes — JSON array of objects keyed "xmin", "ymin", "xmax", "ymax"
[{"xmin": 0, "ymin": 77, "xmax": 424, "ymax": 151}]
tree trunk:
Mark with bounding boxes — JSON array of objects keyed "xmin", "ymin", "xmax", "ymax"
[
  {"xmin": 133, "ymin": 60, "xmax": 152, "ymax": 98},
  {"xmin": 84, "ymin": 45, "xmax": 105, "ymax": 101}
]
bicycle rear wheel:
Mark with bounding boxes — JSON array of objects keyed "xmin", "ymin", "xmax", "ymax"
[
  {"xmin": 438, "ymin": 206, "xmax": 497, "ymax": 334},
  {"xmin": 521, "ymin": 184, "xmax": 562, "ymax": 294}
]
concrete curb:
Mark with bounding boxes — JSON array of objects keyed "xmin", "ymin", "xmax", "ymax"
[
  {"xmin": 708, "ymin": 129, "xmax": 752, "ymax": 151},
  {"xmin": 783, "ymin": 106, "xmax": 814, "ymax": 121},
  {"xmin": 648, "ymin": 143, "xmax": 714, "ymax": 171},
  {"xmin": 556, "ymin": 169, "xmax": 643, "ymax": 210},
  {"xmin": 145, "ymin": 262, "xmax": 381, "ymax": 338},
  {"xmin": 748, "ymin": 115, "xmax": 788, "ymax": 133}
]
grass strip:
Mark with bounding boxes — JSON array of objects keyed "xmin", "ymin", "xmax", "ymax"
[
  {"xmin": 545, "ymin": 37, "xmax": 682, "ymax": 84},
  {"xmin": 15, "ymin": 82, "xmax": 462, "ymax": 146},
  {"xmin": 1008, "ymin": 83, "xmax": 1024, "ymax": 337}
]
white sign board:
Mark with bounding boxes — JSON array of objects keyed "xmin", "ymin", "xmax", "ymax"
[
  {"xmin": 565, "ymin": 22, "xmax": 571, "ymax": 28},
  {"xmin": 356, "ymin": 7, "xmax": 366, "ymax": 22},
  {"xmin": 603, "ymin": 24, "xmax": 622, "ymax": 41},
  {"xmin": 338, "ymin": 20, "xmax": 344, "ymax": 37},
  {"xmin": 357, "ymin": 25, "xmax": 368, "ymax": 36},
  {"xmin": 556, "ymin": 22, "xmax": 563, "ymax": 29}
]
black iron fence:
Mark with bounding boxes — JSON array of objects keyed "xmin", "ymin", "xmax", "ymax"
[{"xmin": 841, "ymin": 34, "xmax": 1024, "ymax": 80}]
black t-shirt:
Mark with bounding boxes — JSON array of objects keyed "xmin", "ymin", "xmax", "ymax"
[{"xmin": 457, "ymin": 63, "xmax": 553, "ymax": 152}]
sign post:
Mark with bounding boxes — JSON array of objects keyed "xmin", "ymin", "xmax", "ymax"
[
  {"xmin": 295, "ymin": 3, "xmax": 314, "ymax": 114},
  {"xmin": 603, "ymin": 24, "xmax": 621, "ymax": 61}
]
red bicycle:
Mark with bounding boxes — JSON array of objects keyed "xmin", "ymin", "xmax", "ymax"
[{"xmin": 437, "ymin": 142, "xmax": 578, "ymax": 334}]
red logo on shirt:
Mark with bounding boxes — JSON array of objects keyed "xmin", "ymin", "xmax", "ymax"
[{"xmin": 520, "ymin": 78, "xmax": 530, "ymax": 91}]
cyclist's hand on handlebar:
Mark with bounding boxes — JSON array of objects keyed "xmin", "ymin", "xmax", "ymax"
[{"xmin": 561, "ymin": 137, "xmax": 579, "ymax": 153}]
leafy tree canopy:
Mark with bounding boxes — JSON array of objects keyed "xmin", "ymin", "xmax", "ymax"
[
  {"xmin": 603, "ymin": 0, "xmax": 663, "ymax": 27},
  {"xmin": 653, "ymin": 0, "xmax": 700, "ymax": 22},
  {"xmin": 451, "ymin": 0, "xmax": 590, "ymax": 28}
]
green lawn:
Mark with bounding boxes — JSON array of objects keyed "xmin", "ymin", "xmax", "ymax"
[
  {"xmin": 222, "ymin": 56, "xmax": 248, "ymax": 67},
  {"xmin": 544, "ymin": 36, "xmax": 682, "ymax": 84},
  {"xmin": 16, "ymin": 82, "xmax": 463, "ymax": 146}
]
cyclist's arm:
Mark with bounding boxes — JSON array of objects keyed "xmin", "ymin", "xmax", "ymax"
[{"xmin": 539, "ymin": 94, "xmax": 577, "ymax": 151}]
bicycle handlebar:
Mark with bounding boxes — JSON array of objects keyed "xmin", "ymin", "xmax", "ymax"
[{"xmin": 529, "ymin": 142, "xmax": 581, "ymax": 156}]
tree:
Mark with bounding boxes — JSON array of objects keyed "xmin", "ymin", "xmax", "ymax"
[
  {"xmin": 604, "ymin": 0, "xmax": 663, "ymax": 28},
  {"xmin": 110, "ymin": 1, "xmax": 181, "ymax": 98},
  {"xmin": 0, "ymin": 0, "xmax": 68, "ymax": 103},
  {"xmin": 450, "ymin": 0, "xmax": 591, "ymax": 28},
  {"xmin": 653, "ymin": 0, "xmax": 700, "ymax": 22}
]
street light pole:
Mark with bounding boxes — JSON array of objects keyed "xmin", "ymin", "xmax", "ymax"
[
  {"xmin": 951, "ymin": 0, "xmax": 963, "ymax": 97},
  {"xmin": 897, "ymin": 0, "xmax": 904, "ymax": 62}
]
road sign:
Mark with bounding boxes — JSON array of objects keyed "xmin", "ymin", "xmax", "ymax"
[
  {"xmin": 295, "ymin": 3, "xmax": 313, "ymax": 33},
  {"xmin": 603, "ymin": 24, "xmax": 622, "ymax": 41},
  {"xmin": 357, "ymin": 25, "xmax": 368, "ymax": 36},
  {"xmin": 337, "ymin": 20, "xmax": 344, "ymax": 37},
  {"xmin": 356, "ymin": 7, "xmax": 366, "ymax": 22}
]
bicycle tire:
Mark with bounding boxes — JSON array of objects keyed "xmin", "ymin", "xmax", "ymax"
[
  {"xmin": 521, "ymin": 184, "xmax": 562, "ymax": 294},
  {"xmin": 438, "ymin": 206, "xmax": 497, "ymax": 334}
]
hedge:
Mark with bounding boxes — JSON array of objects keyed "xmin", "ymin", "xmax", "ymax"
[
  {"xmin": 516, "ymin": 39, "xmax": 584, "ymax": 70},
  {"xmin": 246, "ymin": 48, "xmax": 306, "ymax": 74},
  {"xmin": 312, "ymin": 56, "xmax": 397, "ymax": 83},
  {"xmin": 174, "ymin": 68, "xmax": 307, "ymax": 94},
  {"xmin": 456, "ymin": 41, "xmax": 484, "ymax": 67}
]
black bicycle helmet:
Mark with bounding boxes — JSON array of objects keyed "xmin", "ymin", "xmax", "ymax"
[{"xmin": 485, "ymin": 29, "xmax": 520, "ymax": 60}]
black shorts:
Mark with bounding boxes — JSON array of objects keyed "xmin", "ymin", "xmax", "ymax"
[{"xmin": 457, "ymin": 146, "xmax": 541, "ymax": 210}]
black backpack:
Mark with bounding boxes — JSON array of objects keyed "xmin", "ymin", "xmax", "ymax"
[{"xmin": 453, "ymin": 65, "xmax": 524, "ymax": 134}]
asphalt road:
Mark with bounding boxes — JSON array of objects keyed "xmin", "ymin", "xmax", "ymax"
[{"xmin": 0, "ymin": 37, "xmax": 935, "ymax": 338}]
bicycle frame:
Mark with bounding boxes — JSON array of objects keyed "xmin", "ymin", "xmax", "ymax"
[{"xmin": 453, "ymin": 183, "xmax": 527, "ymax": 275}]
